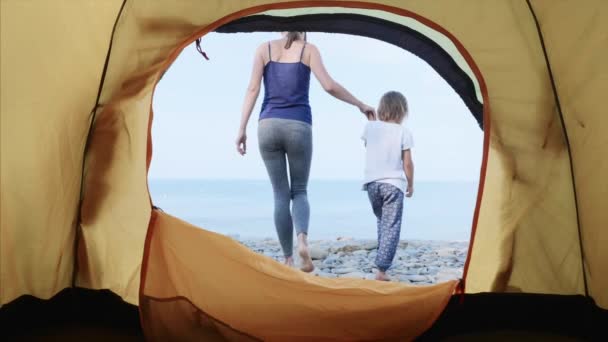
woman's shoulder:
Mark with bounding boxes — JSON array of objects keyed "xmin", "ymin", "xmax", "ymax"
[
  {"xmin": 257, "ymin": 39, "xmax": 283, "ymax": 50},
  {"xmin": 305, "ymin": 42, "xmax": 319, "ymax": 53},
  {"xmin": 255, "ymin": 42, "xmax": 268, "ymax": 53}
]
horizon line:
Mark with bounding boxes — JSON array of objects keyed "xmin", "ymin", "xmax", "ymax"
[{"xmin": 147, "ymin": 177, "xmax": 479, "ymax": 183}]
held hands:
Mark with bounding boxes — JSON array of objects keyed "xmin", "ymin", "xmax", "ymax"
[
  {"xmin": 406, "ymin": 185, "xmax": 414, "ymax": 198},
  {"xmin": 359, "ymin": 103, "xmax": 376, "ymax": 121},
  {"xmin": 236, "ymin": 130, "xmax": 247, "ymax": 155}
]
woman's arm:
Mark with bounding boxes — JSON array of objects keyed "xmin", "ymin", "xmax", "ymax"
[
  {"xmin": 402, "ymin": 149, "xmax": 414, "ymax": 197},
  {"xmin": 308, "ymin": 44, "xmax": 375, "ymax": 120},
  {"xmin": 236, "ymin": 44, "xmax": 265, "ymax": 155}
]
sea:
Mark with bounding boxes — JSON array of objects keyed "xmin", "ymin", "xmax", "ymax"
[{"xmin": 148, "ymin": 179, "xmax": 478, "ymax": 241}]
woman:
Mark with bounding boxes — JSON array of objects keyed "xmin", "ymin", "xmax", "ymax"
[{"xmin": 236, "ymin": 32, "xmax": 375, "ymax": 272}]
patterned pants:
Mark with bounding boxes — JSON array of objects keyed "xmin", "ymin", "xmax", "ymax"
[{"xmin": 366, "ymin": 182, "xmax": 404, "ymax": 272}]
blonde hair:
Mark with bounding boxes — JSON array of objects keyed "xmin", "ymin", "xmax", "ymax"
[
  {"xmin": 377, "ymin": 91, "xmax": 408, "ymax": 123},
  {"xmin": 285, "ymin": 32, "xmax": 306, "ymax": 49}
]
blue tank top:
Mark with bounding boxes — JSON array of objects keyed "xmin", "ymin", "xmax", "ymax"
[{"xmin": 259, "ymin": 42, "xmax": 312, "ymax": 125}]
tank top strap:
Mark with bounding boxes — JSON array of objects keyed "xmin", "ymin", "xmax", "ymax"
[
  {"xmin": 268, "ymin": 42, "xmax": 272, "ymax": 62},
  {"xmin": 299, "ymin": 41, "xmax": 307, "ymax": 62}
]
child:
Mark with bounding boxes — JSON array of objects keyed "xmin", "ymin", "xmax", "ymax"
[{"xmin": 361, "ymin": 91, "xmax": 414, "ymax": 281}]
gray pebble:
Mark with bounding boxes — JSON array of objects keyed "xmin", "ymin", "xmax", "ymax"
[
  {"xmin": 406, "ymin": 275, "xmax": 428, "ymax": 282},
  {"xmin": 309, "ymin": 246, "xmax": 329, "ymax": 260},
  {"xmin": 332, "ymin": 267, "xmax": 358, "ymax": 274},
  {"xmin": 353, "ymin": 250, "xmax": 368, "ymax": 256},
  {"xmin": 361, "ymin": 241, "xmax": 379, "ymax": 250}
]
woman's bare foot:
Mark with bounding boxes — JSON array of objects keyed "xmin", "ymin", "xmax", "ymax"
[
  {"xmin": 375, "ymin": 271, "xmax": 390, "ymax": 281},
  {"xmin": 297, "ymin": 234, "xmax": 314, "ymax": 273},
  {"xmin": 298, "ymin": 245, "xmax": 314, "ymax": 272}
]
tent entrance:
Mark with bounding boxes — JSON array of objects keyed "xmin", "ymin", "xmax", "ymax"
[
  {"xmin": 146, "ymin": 3, "xmax": 490, "ymax": 284},
  {"xmin": 140, "ymin": 5, "xmax": 491, "ymax": 340}
]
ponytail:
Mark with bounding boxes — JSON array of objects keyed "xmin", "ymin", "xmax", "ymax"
[{"xmin": 284, "ymin": 31, "xmax": 306, "ymax": 49}]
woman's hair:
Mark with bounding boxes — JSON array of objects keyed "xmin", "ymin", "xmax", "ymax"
[
  {"xmin": 377, "ymin": 91, "xmax": 409, "ymax": 123},
  {"xmin": 284, "ymin": 31, "xmax": 306, "ymax": 49}
]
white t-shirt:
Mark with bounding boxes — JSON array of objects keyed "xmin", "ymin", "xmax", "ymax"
[{"xmin": 361, "ymin": 121, "xmax": 414, "ymax": 193}]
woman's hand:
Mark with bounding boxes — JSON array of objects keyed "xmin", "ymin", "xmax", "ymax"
[
  {"xmin": 236, "ymin": 130, "xmax": 247, "ymax": 156},
  {"xmin": 359, "ymin": 103, "xmax": 376, "ymax": 121}
]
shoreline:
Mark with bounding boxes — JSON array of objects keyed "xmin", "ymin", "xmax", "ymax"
[{"xmin": 232, "ymin": 235, "xmax": 469, "ymax": 285}]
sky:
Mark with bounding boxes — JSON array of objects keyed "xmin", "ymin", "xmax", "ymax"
[{"xmin": 149, "ymin": 32, "xmax": 483, "ymax": 182}]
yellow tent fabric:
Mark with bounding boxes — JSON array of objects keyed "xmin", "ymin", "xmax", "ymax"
[
  {"xmin": 1, "ymin": 0, "xmax": 607, "ymax": 339},
  {"xmin": 141, "ymin": 211, "xmax": 457, "ymax": 341},
  {"xmin": 1, "ymin": 0, "xmax": 125, "ymax": 303}
]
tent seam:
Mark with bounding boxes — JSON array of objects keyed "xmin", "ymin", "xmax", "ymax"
[
  {"xmin": 525, "ymin": 0, "xmax": 588, "ymax": 296},
  {"xmin": 72, "ymin": 0, "xmax": 129, "ymax": 288}
]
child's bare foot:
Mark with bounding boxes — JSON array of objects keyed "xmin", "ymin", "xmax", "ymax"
[
  {"xmin": 297, "ymin": 233, "xmax": 314, "ymax": 273},
  {"xmin": 375, "ymin": 271, "xmax": 390, "ymax": 281},
  {"xmin": 284, "ymin": 256, "xmax": 294, "ymax": 267}
]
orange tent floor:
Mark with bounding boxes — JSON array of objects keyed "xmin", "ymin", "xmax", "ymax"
[{"xmin": 1, "ymin": 288, "xmax": 605, "ymax": 341}]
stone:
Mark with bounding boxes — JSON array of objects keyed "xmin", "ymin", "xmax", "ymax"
[
  {"xmin": 398, "ymin": 276, "xmax": 413, "ymax": 283},
  {"xmin": 361, "ymin": 241, "xmax": 379, "ymax": 250},
  {"xmin": 406, "ymin": 275, "xmax": 428, "ymax": 282},
  {"xmin": 427, "ymin": 266, "xmax": 439, "ymax": 275},
  {"xmin": 353, "ymin": 250, "xmax": 368, "ymax": 256},
  {"xmin": 437, "ymin": 247, "xmax": 457, "ymax": 257},
  {"xmin": 332, "ymin": 267, "xmax": 358, "ymax": 274},
  {"xmin": 340, "ymin": 259, "xmax": 358, "ymax": 267},
  {"xmin": 323, "ymin": 255, "xmax": 340, "ymax": 266},
  {"xmin": 309, "ymin": 246, "xmax": 329, "ymax": 260},
  {"xmin": 403, "ymin": 269, "xmax": 418, "ymax": 275},
  {"xmin": 335, "ymin": 245, "xmax": 362, "ymax": 253},
  {"xmin": 417, "ymin": 267, "xmax": 430, "ymax": 275},
  {"xmin": 336, "ymin": 236, "xmax": 354, "ymax": 241},
  {"xmin": 405, "ymin": 248, "xmax": 418, "ymax": 256}
]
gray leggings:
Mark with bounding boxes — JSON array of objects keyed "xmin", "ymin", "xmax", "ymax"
[{"xmin": 258, "ymin": 118, "xmax": 312, "ymax": 257}]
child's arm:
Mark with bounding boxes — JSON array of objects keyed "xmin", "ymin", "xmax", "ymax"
[{"xmin": 402, "ymin": 149, "xmax": 414, "ymax": 197}]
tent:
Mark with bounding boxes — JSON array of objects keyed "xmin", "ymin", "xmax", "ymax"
[{"xmin": 1, "ymin": 0, "xmax": 606, "ymax": 340}]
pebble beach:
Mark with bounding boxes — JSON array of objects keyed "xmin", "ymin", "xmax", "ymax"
[{"xmin": 233, "ymin": 235, "xmax": 469, "ymax": 285}]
